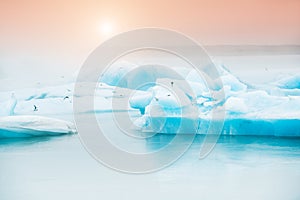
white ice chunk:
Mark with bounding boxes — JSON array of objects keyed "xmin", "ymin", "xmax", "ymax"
[{"xmin": 0, "ymin": 115, "xmax": 76, "ymax": 138}]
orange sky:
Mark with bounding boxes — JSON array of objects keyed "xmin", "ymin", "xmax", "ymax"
[
  {"xmin": 1, "ymin": 0, "xmax": 300, "ymax": 46},
  {"xmin": 0, "ymin": 0, "xmax": 299, "ymax": 85}
]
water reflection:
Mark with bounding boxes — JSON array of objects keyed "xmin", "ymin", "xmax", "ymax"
[{"xmin": 0, "ymin": 134, "xmax": 74, "ymax": 147}]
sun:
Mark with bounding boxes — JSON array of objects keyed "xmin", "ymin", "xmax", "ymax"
[{"xmin": 99, "ymin": 21, "xmax": 114, "ymax": 37}]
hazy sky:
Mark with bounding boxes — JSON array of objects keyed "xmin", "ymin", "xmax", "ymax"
[{"xmin": 0, "ymin": 0, "xmax": 300, "ymax": 89}]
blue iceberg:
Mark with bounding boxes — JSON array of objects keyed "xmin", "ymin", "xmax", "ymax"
[
  {"xmin": 99, "ymin": 62, "xmax": 300, "ymax": 137},
  {"xmin": 0, "ymin": 60, "xmax": 299, "ymax": 138}
]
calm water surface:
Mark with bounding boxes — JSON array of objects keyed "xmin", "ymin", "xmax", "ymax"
[{"xmin": 1, "ymin": 132, "xmax": 300, "ymax": 200}]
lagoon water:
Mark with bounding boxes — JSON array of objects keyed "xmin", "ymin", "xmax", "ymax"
[
  {"xmin": 1, "ymin": 114, "xmax": 300, "ymax": 200},
  {"xmin": 1, "ymin": 53, "xmax": 300, "ymax": 199}
]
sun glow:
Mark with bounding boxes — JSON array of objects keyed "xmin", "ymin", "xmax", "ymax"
[{"xmin": 99, "ymin": 21, "xmax": 114, "ymax": 37}]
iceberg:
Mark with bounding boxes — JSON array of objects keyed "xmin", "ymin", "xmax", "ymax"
[
  {"xmin": 0, "ymin": 93, "xmax": 17, "ymax": 116},
  {"xmin": 111, "ymin": 62, "xmax": 300, "ymax": 136},
  {"xmin": 0, "ymin": 115, "xmax": 76, "ymax": 138},
  {"xmin": 129, "ymin": 90, "xmax": 153, "ymax": 114},
  {"xmin": 275, "ymin": 74, "xmax": 300, "ymax": 89},
  {"xmin": 1, "ymin": 59, "xmax": 299, "ymax": 137}
]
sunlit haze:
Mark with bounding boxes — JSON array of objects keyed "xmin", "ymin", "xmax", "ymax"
[{"xmin": 0, "ymin": 0, "xmax": 300, "ymax": 90}]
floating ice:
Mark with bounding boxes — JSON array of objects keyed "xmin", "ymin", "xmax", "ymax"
[
  {"xmin": 100, "ymin": 61, "xmax": 135, "ymax": 86},
  {"xmin": 275, "ymin": 74, "xmax": 300, "ymax": 89},
  {"xmin": 0, "ymin": 115, "xmax": 76, "ymax": 138},
  {"xmin": 224, "ymin": 97, "xmax": 248, "ymax": 114},
  {"xmin": 129, "ymin": 90, "xmax": 153, "ymax": 114},
  {"xmin": 0, "ymin": 60, "xmax": 299, "ymax": 137},
  {"xmin": 0, "ymin": 93, "xmax": 17, "ymax": 116},
  {"xmin": 120, "ymin": 63, "xmax": 300, "ymax": 136}
]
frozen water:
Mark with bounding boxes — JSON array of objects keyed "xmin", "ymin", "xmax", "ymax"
[
  {"xmin": 275, "ymin": 73, "xmax": 300, "ymax": 89},
  {"xmin": 129, "ymin": 90, "xmax": 153, "ymax": 114},
  {"xmin": 0, "ymin": 59, "xmax": 300, "ymax": 137},
  {"xmin": 0, "ymin": 115, "xmax": 76, "ymax": 138}
]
